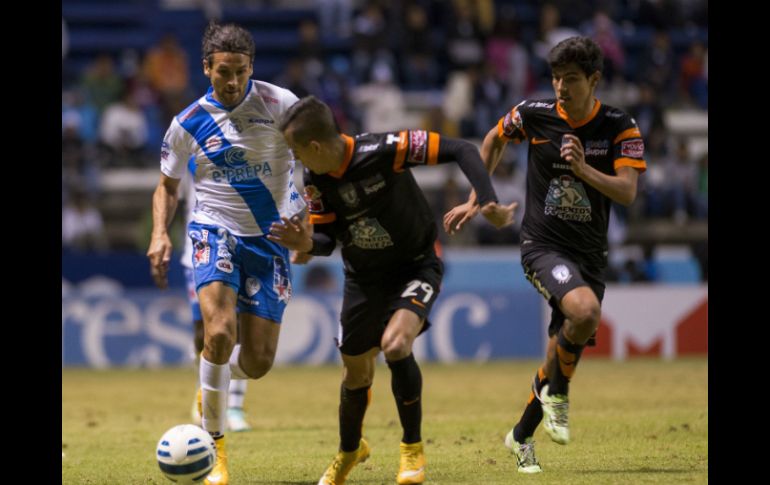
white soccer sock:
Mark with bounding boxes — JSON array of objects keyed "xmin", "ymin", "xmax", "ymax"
[
  {"xmin": 228, "ymin": 379, "xmax": 248, "ymax": 409},
  {"xmin": 199, "ymin": 356, "xmax": 230, "ymax": 437},
  {"xmin": 228, "ymin": 344, "xmax": 250, "ymax": 379}
]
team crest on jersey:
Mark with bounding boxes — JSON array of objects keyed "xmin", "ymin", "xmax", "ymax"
[
  {"xmin": 551, "ymin": 264, "xmax": 573, "ymax": 284},
  {"xmin": 407, "ymin": 130, "xmax": 428, "ymax": 164},
  {"xmin": 205, "ymin": 136, "xmax": 223, "ymax": 152},
  {"xmin": 223, "ymin": 147, "xmax": 248, "ymax": 167},
  {"xmin": 338, "ymin": 183, "xmax": 359, "ymax": 207},
  {"xmin": 621, "ymin": 139, "xmax": 644, "ymax": 158},
  {"xmin": 544, "ymin": 175, "xmax": 592, "ymax": 222},
  {"xmin": 303, "ymin": 185, "xmax": 325, "ymax": 212},
  {"xmin": 273, "ymin": 256, "xmax": 292, "ymax": 303},
  {"xmin": 349, "ymin": 217, "xmax": 394, "ymax": 249}
]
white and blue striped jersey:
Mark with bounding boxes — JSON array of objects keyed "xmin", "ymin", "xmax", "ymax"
[{"xmin": 161, "ymin": 80, "xmax": 305, "ymax": 237}]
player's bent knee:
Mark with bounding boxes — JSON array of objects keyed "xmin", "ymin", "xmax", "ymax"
[
  {"xmin": 204, "ymin": 331, "xmax": 235, "ymax": 362},
  {"xmin": 382, "ymin": 338, "xmax": 412, "ymax": 362},
  {"xmin": 343, "ymin": 373, "xmax": 373, "ymax": 389},
  {"xmin": 240, "ymin": 353, "xmax": 275, "ymax": 379}
]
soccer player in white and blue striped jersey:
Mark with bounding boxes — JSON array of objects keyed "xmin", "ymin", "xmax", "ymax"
[{"xmin": 147, "ymin": 21, "xmax": 305, "ymax": 485}]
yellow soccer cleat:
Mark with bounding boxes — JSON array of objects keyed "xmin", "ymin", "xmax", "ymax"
[
  {"xmin": 397, "ymin": 441, "xmax": 425, "ymax": 484},
  {"xmin": 318, "ymin": 438, "xmax": 371, "ymax": 485},
  {"xmin": 204, "ymin": 436, "xmax": 228, "ymax": 485}
]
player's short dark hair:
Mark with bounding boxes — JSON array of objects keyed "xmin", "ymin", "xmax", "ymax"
[
  {"xmin": 279, "ymin": 96, "xmax": 339, "ymax": 145},
  {"xmin": 202, "ymin": 21, "xmax": 255, "ymax": 66},
  {"xmin": 549, "ymin": 36, "xmax": 603, "ymax": 77}
]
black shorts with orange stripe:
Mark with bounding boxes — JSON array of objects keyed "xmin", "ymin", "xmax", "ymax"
[
  {"xmin": 521, "ymin": 246, "xmax": 605, "ymax": 346},
  {"xmin": 338, "ymin": 249, "xmax": 443, "ymax": 356}
]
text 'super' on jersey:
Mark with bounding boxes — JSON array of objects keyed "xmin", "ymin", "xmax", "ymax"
[
  {"xmin": 304, "ymin": 130, "xmax": 442, "ymax": 277},
  {"xmin": 161, "ymin": 80, "xmax": 306, "ymax": 237},
  {"xmin": 497, "ymin": 98, "xmax": 646, "ymax": 264}
]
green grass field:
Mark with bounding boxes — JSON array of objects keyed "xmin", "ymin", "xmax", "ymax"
[{"xmin": 62, "ymin": 358, "xmax": 707, "ymax": 484}]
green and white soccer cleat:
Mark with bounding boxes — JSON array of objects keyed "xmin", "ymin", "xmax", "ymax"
[
  {"xmin": 504, "ymin": 429, "xmax": 542, "ymax": 473},
  {"xmin": 539, "ymin": 384, "xmax": 570, "ymax": 444},
  {"xmin": 226, "ymin": 408, "xmax": 252, "ymax": 432}
]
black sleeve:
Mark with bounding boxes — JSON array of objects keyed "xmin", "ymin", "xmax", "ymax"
[
  {"xmin": 309, "ymin": 224, "xmax": 336, "ymax": 256},
  {"xmin": 437, "ymin": 137, "xmax": 499, "ymax": 206}
]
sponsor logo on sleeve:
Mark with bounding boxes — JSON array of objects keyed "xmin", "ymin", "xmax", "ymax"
[
  {"xmin": 503, "ymin": 109, "xmax": 523, "ymax": 136},
  {"xmin": 620, "ymin": 139, "xmax": 645, "ymax": 158},
  {"xmin": 407, "ymin": 130, "xmax": 428, "ymax": 164}
]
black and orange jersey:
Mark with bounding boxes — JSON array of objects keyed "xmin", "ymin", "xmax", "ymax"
[
  {"xmin": 497, "ymin": 98, "xmax": 646, "ymax": 265},
  {"xmin": 304, "ymin": 130, "xmax": 497, "ymax": 278}
]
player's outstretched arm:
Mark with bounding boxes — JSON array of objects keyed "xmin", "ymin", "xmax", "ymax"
[{"xmin": 480, "ymin": 201, "xmax": 518, "ymax": 229}]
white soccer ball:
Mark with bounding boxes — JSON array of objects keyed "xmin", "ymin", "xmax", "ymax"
[{"xmin": 156, "ymin": 424, "xmax": 216, "ymax": 483}]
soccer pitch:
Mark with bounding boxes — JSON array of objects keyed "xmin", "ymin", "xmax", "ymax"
[{"xmin": 62, "ymin": 359, "xmax": 707, "ymax": 484}]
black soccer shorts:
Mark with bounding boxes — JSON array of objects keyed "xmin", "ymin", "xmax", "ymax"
[
  {"xmin": 521, "ymin": 247, "xmax": 606, "ymax": 346},
  {"xmin": 337, "ymin": 251, "xmax": 444, "ymax": 356}
]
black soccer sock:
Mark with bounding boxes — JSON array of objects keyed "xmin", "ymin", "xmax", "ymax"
[
  {"xmin": 339, "ymin": 385, "xmax": 371, "ymax": 452},
  {"xmin": 548, "ymin": 329, "xmax": 585, "ymax": 396},
  {"xmin": 513, "ymin": 366, "xmax": 547, "ymax": 443},
  {"xmin": 387, "ymin": 353, "xmax": 423, "ymax": 444}
]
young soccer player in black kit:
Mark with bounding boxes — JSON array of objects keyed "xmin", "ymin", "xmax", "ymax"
[
  {"xmin": 267, "ymin": 96, "xmax": 516, "ymax": 485},
  {"xmin": 445, "ymin": 36, "xmax": 647, "ymax": 473}
]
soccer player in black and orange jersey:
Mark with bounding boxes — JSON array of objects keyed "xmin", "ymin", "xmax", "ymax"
[
  {"xmin": 445, "ymin": 36, "xmax": 647, "ymax": 473},
  {"xmin": 267, "ymin": 96, "xmax": 516, "ymax": 485}
]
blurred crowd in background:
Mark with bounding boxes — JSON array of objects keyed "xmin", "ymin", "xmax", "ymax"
[{"xmin": 61, "ymin": 0, "xmax": 707, "ymax": 282}]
